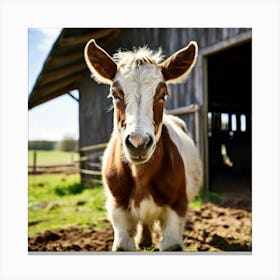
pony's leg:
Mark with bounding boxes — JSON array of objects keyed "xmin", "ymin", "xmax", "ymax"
[
  {"xmin": 159, "ymin": 208, "xmax": 185, "ymax": 251},
  {"xmin": 108, "ymin": 206, "xmax": 137, "ymax": 251}
]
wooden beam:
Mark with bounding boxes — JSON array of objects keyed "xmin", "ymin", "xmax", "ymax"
[
  {"xmin": 80, "ymin": 169, "xmax": 102, "ymax": 176},
  {"xmin": 37, "ymin": 61, "xmax": 86, "ymax": 86},
  {"xmin": 29, "ymin": 83, "xmax": 78, "ymax": 109},
  {"xmin": 79, "ymin": 143, "xmax": 107, "ymax": 152},
  {"xmin": 33, "ymin": 71, "xmax": 83, "ymax": 95},
  {"xmin": 68, "ymin": 92, "xmax": 79, "ymax": 103},
  {"xmin": 58, "ymin": 29, "xmax": 119, "ymax": 48},
  {"xmin": 167, "ymin": 104, "xmax": 199, "ymax": 116},
  {"xmin": 45, "ymin": 51, "xmax": 83, "ymax": 70}
]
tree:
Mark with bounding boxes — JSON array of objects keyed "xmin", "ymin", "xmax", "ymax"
[{"xmin": 58, "ymin": 136, "xmax": 78, "ymax": 152}]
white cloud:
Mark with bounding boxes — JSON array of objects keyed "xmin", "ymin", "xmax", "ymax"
[{"xmin": 37, "ymin": 28, "xmax": 62, "ymax": 51}]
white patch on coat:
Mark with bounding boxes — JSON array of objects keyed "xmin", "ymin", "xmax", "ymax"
[
  {"xmin": 163, "ymin": 114, "xmax": 202, "ymax": 201},
  {"xmin": 130, "ymin": 197, "xmax": 163, "ymax": 226}
]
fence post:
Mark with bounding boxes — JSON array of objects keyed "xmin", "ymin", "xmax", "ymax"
[
  {"xmin": 79, "ymin": 149, "xmax": 85, "ymax": 185},
  {"xmin": 194, "ymin": 106, "xmax": 200, "ymax": 152},
  {"xmin": 33, "ymin": 150, "xmax": 37, "ymax": 174}
]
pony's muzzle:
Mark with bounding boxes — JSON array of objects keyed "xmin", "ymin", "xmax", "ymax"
[{"xmin": 125, "ymin": 132, "xmax": 154, "ymax": 161}]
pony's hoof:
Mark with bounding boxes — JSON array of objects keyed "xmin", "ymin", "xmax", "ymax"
[{"xmin": 161, "ymin": 244, "xmax": 184, "ymax": 251}]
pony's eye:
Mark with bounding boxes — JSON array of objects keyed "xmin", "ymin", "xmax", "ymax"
[
  {"xmin": 112, "ymin": 93, "xmax": 121, "ymax": 101},
  {"xmin": 159, "ymin": 93, "xmax": 167, "ymax": 101}
]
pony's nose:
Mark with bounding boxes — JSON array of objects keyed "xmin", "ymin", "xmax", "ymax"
[{"xmin": 125, "ymin": 132, "xmax": 154, "ymax": 152}]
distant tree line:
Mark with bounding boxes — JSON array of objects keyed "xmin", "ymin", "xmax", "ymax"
[
  {"xmin": 29, "ymin": 137, "xmax": 78, "ymax": 152},
  {"xmin": 28, "ymin": 141, "xmax": 56, "ymax": 151}
]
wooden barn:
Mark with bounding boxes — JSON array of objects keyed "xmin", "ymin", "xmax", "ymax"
[{"xmin": 29, "ymin": 28, "xmax": 252, "ymax": 193}]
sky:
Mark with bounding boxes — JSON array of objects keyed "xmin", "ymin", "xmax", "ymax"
[{"xmin": 28, "ymin": 28, "xmax": 79, "ymax": 141}]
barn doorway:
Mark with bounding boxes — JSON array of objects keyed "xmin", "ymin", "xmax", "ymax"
[{"xmin": 207, "ymin": 40, "xmax": 252, "ymax": 195}]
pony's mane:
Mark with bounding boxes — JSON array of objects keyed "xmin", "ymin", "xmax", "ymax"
[{"xmin": 113, "ymin": 46, "xmax": 164, "ymax": 69}]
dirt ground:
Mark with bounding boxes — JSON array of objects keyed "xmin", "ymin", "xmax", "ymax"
[{"xmin": 28, "ymin": 192, "xmax": 251, "ymax": 252}]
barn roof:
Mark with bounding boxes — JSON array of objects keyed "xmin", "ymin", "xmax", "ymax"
[{"xmin": 28, "ymin": 28, "xmax": 120, "ymax": 109}]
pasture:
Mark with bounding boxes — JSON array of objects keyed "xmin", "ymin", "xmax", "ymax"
[
  {"xmin": 28, "ymin": 150, "xmax": 79, "ymax": 165},
  {"xmin": 28, "ymin": 174, "xmax": 107, "ymax": 236},
  {"xmin": 28, "ymin": 173, "xmax": 252, "ymax": 252}
]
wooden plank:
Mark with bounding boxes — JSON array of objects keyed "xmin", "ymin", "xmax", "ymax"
[
  {"xmin": 167, "ymin": 104, "xmax": 199, "ymax": 116},
  {"xmin": 199, "ymin": 30, "xmax": 252, "ymax": 56},
  {"xmin": 28, "ymin": 163, "xmax": 78, "ymax": 169},
  {"xmin": 80, "ymin": 169, "xmax": 102, "ymax": 176},
  {"xmin": 36, "ymin": 65, "xmax": 85, "ymax": 88},
  {"xmin": 46, "ymin": 51, "xmax": 82, "ymax": 68},
  {"xmin": 88, "ymin": 162, "xmax": 102, "ymax": 168},
  {"xmin": 79, "ymin": 142, "xmax": 107, "ymax": 152},
  {"xmin": 58, "ymin": 29, "xmax": 119, "ymax": 48},
  {"xmin": 76, "ymin": 155, "xmax": 102, "ymax": 163},
  {"xmin": 38, "ymin": 63, "xmax": 85, "ymax": 86}
]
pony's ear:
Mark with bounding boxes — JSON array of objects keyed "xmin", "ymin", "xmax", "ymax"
[
  {"xmin": 160, "ymin": 41, "xmax": 198, "ymax": 84},
  {"xmin": 84, "ymin": 39, "xmax": 117, "ymax": 84}
]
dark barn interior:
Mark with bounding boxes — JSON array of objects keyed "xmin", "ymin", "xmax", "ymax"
[{"xmin": 207, "ymin": 40, "xmax": 252, "ymax": 193}]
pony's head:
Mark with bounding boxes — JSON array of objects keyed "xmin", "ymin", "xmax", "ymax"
[{"xmin": 84, "ymin": 39, "xmax": 198, "ymax": 164}]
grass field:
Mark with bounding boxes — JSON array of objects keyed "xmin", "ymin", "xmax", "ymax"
[
  {"xmin": 28, "ymin": 174, "xmax": 107, "ymax": 236},
  {"xmin": 28, "ymin": 150, "xmax": 79, "ymax": 165}
]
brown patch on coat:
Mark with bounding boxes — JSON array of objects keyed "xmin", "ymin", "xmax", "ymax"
[
  {"xmin": 103, "ymin": 125, "xmax": 187, "ymax": 217},
  {"xmin": 111, "ymin": 81, "xmax": 126, "ymax": 130},
  {"xmin": 103, "ymin": 134, "xmax": 134, "ymax": 209},
  {"xmin": 153, "ymin": 82, "xmax": 168, "ymax": 135}
]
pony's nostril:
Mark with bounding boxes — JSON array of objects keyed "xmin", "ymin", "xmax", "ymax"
[
  {"xmin": 145, "ymin": 134, "xmax": 154, "ymax": 149},
  {"xmin": 125, "ymin": 135, "xmax": 134, "ymax": 150}
]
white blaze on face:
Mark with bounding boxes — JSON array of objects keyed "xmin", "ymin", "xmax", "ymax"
[{"xmin": 114, "ymin": 63, "xmax": 164, "ymax": 162}]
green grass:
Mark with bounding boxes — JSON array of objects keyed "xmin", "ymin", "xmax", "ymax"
[
  {"xmin": 28, "ymin": 172, "xmax": 223, "ymax": 238},
  {"xmin": 189, "ymin": 190, "xmax": 225, "ymax": 209},
  {"xmin": 28, "ymin": 150, "xmax": 79, "ymax": 165},
  {"xmin": 28, "ymin": 174, "xmax": 107, "ymax": 236}
]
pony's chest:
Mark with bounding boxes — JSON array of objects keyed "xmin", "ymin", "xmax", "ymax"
[
  {"xmin": 130, "ymin": 196, "xmax": 163, "ymax": 224},
  {"xmin": 128, "ymin": 171, "xmax": 170, "ymax": 223}
]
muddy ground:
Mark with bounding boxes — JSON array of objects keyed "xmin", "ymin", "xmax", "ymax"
[{"xmin": 28, "ymin": 193, "xmax": 251, "ymax": 252}]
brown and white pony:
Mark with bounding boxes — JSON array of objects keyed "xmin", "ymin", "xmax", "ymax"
[{"xmin": 84, "ymin": 40, "xmax": 202, "ymax": 251}]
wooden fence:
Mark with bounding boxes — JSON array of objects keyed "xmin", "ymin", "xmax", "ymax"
[
  {"xmin": 28, "ymin": 151, "xmax": 79, "ymax": 175},
  {"xmin": 79, "ymin": 143, "xmax": 107, "ymax": 185}
]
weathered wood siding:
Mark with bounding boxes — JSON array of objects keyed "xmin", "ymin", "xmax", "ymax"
[
  {"xmin": 79, "ymin": 28, "xmax": 251, "ymax": 147},
  {"xmin": 79, "ymin": 75, "xmax": 113, "ymax": 147}
]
